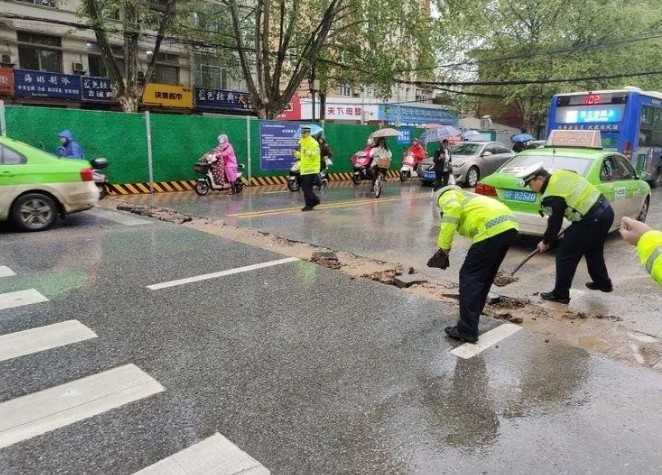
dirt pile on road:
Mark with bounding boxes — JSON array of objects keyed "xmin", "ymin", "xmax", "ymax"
[
  {"xmin": 107, "ymin": 198, "xmax": 662, "ymax": 371},
  {"xmin": 493, "ymin": 271, "xmax": 519, "ymax": 287}
]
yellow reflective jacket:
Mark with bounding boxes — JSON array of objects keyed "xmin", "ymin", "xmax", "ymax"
[
  {"xmin": 437, "ymin": 187, "xmax": 519, "ymax": 250},
  {"xmin": 637, "ymin": 230, "xmax": 662, "ymax": 286},
  {"xmin": 295, "ymin": 136, "xmax": 321, "ymax": 175},
  {"xmin": 541, "ymin": 169, "xmax": 601, "ymax": 221}
]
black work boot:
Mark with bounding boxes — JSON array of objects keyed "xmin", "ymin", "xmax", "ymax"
[
  {"xmin": 444, "ymin": 326, "xmax": 478, "ymax": 344},
  {"xmin": 540, "ymin": 291, "xmax": 570, "ymax": 304},
  {"xmin": 585, "ymin": 281, "xmax": 613, "ymax": 293}
]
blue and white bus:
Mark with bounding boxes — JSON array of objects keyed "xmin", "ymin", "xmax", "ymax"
[{"xmin": 547, "ymin": 87, "xmax": 662, "ymax": 186}]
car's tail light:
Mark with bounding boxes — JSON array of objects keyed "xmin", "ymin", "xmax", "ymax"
[
  {"xmin": 475, "ymin": 183, "xmax": 497, "ymax": 196},
  {"xmin": 80, "ymin": 168, "xmax": 94, "ymax": 182}
]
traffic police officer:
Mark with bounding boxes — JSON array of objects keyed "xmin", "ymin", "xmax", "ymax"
[
  {"xmin": 620, "ymin": 216, "xmax": 662, "ymax": 286},
  {"xmin": 522, "ymin": 166, "xmax": 614, "ymax": 303},
  {"xmin": 429, "ymin": 185, "xmax": 519, "ymax": 343},
  {"xmin": 295, "ymin": 126, "xmax": 321, "ymax": 211}
]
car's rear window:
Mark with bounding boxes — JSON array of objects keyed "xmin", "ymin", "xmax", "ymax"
[
  {"xmin": 452, "ymin": 143, "xmax": 482, "ymax": 155},
  {"xmin": 500, "ymin": 154, "xmax": 593, "ymax": 176}
]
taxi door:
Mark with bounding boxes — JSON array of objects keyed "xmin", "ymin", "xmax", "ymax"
[
  {"xmin": 598, "ymin": 155, "xmax": 628, "ymax": 222},
  {"xmin": 0, "ymin": 144, "xmax": 27, "ymax": 219}
]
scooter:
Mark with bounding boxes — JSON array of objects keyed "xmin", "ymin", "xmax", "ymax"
[
  {"xmin": 351, "ymin": 151, "xmax": 372, "ymax": 185},
  {"xmin": 89, "ymin": 157, "xmax": 108, "ymax": 199},
  {"xmin": 399, "ymin": 152, "xmax": 423, "ymax": 182},
  {"xmin": 193, "ymin": 152, "xmax": 244, "ymax": 196},
  {"xmin": 287, "ymin": 158, "xmax": 332, "ymax": 192}
]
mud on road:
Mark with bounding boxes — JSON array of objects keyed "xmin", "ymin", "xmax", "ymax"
[{"xmin": 111, "ymin": 200, "xmax": 662, "ymax": 371}]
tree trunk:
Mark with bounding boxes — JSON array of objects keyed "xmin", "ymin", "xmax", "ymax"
[{"xmin": 118, "ymin": 93, "xmax": 141, "ymax": 113}]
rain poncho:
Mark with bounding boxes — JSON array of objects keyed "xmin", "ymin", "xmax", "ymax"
[
  {"xmin": 56, "ymin": 130, "xmax": 85, "ymax": 159},
  {"xmin": 214, "ymin": 134, "xmax": 238, "ymax": 184}
]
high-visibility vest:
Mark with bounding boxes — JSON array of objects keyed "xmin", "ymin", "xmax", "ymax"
[
  {"xmin": 637, "ymin": 230, "xmax": 662, "ymax": 286},
  {"xmin": 541, "ymin": 170, "xmax": 601, "ymax": 222},
  {"xmin": 295, "ymin": 136, "xmax": 321, "ymax": 175},
  {"xmin": 437, "ymin": 187, "xmax": 519, "ymax": 250}
]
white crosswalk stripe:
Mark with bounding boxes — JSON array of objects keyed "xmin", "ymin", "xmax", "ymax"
[
  {"xmin": 0, "ymin": 364, "xmax": 164, "ymax": 449},
  {"xmin": 0, "ymin": 320, "xmax": 97, "ymax": 363},
  {"xmin": 0, "ymin": 289, "xmax": 48, "ymax": 312},
  {"xmin": 134, "ymin": 432, "xmax": 270, "ymax": 475},
  {"xmin": 0, "ymin": 266, "xmax": 16, "ymax": 278}
]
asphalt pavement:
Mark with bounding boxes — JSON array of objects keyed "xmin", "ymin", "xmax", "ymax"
[
  {"xmin": 2, "ymin": 206, "xmax": 662, "ymax": 473},
  {"xmin": 120, "ymin": 181, "xmax": 662, "ymax": 338}
]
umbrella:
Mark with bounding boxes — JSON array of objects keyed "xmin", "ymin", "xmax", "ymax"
[
  {"xmin": 462, "ymin": 130, "xmax": 481, "ymax": 140},
  {"xmin": 370, "ymin": 128, "xmax": 401, "ymax": 138},
  {"xmin": 512, "ymin": 133, "xmax": 534, "ymax": 143},
  {"xmin": 423, "ymin": 125, "xmax": 461, "ymax": 144}
]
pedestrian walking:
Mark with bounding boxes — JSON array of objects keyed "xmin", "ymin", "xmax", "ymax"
[
  {"xmin": 428, "ymin": 185, "xmax": 519, "ymax": 343},
  {"xmin": 433, "ymin": 139, "xmax": 451, "ymax": 190},
  {"xmin": 620, "ymin": 216, "xmax": 662, "ymax": 286},
  {"xmin": 521, "ymin": 166, "xmax": 614, "ymax": 303},
  {"xmin": 295, "ymin": 125, "xmax": 321, "ymax": 211}
]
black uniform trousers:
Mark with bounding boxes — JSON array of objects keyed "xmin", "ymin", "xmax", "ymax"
[
  {"xmin": 458, "ymin": 228, "xmax": 518, "ymax": 338},
  {"xmin": 553, "ymin": 199, "xmax": 614, "ymax": 299},
  {"xmin": 300, "ymin": 173, "xmax": 320, "ymax": 209}
]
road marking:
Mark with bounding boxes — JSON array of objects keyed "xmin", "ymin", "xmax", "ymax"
[
  {"xmin": 134, "ymin": 432, "xmax": 270, "ymax": 475},
  {"xmin": 0, "ymin": 320, "xmax": 97, "ymax": 363},
  {"xmin": 147, "ymin": 257, "xmax": 299, "ymax": 290},
  {"xmin": 0, "ymin": 364, "xmax": 164, "ymax": 449},
  {"xmin": 0, "ymin": 289, "xmax": 48, "ymax": 312},
  {"xmin": 229, "ymin": 197, "xmax": 403, "ymax": 218},
  {"xmin": 450, "ymin": 323, "xmax": 522, "ymax": 359},
  {"xmin": 0, "ymin": 266, "xmax": 16, "ymax": 278},
  {"xmin": 87, "ymin": 207, "xmax": 152, "ymax": 226}
]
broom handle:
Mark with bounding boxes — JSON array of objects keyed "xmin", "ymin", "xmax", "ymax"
[{"xmin": 511, "ymin": 230, "xmax": 566, "ymax": 277}]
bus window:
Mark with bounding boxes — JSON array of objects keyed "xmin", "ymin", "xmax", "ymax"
[{"xmin": 639, "ymin": 106, "xmax": 662, "ymax": 147}]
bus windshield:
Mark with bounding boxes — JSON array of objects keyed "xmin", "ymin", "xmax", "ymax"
[{"xmin": 501, "ymin": 154, "xmax": 594, "ymax": 177}]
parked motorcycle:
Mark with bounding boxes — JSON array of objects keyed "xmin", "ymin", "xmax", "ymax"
[
  {"xmin": 287, "ymin": 158, "xmax": 332, "ymax": 192},
  {"xmin": 193, "ymin": 152, "xmax": 244, "ymax": 196}
]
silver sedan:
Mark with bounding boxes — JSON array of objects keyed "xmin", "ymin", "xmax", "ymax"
[{"xmin": 450, "ymin": 142, "xmax": 514, "ymax": 188}]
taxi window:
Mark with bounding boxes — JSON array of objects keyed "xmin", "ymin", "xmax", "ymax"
[
  {"xmin": 602, "ymin": 155, "xmax": 635, "ymax": 181},
  {"xmin": 0, "ymin": 145, "xmax": 26, "ymax": 165},
  {"xmin": 500, "ymin": 154, "xmax": 593, "ymax": 176}
]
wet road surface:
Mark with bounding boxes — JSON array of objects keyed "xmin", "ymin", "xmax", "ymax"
[
  {"xmin": 2, "ymin": 204, "xmax": 662, "ymax": 472},
  {"xmin": 120, "ymin": 182, "xmax": 662, "ymax": 338}
]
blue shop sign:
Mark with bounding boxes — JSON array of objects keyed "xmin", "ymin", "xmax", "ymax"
[
  {"xmin": 14, "ymin": 69, "xmax": 81, "ymax": 100},
  {"xmin": 380, "ymin": 105, "xmax": 457, "ymax": 127},
  {"xmin": 81, "ymin": 76, "xmax": 114, "ymax": 102},
  {"xmin": 195, "ymin": 88, "xmax": 252, "ymax": 111}
]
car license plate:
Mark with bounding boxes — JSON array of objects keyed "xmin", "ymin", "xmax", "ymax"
[{"xmin": 503, "ymin": 190, "xmax": 537, "ymax": 202}]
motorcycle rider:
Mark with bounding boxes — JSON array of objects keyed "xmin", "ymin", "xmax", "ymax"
[
  {"xmin": 318, "ymin": 136, "xmax": 332, "ymax": 180},
  {"xmin": 407, "ymin": 138, "xmax": 426, "ymax": 166},
  {"xmin": 56, "ymin": 130, "xmax": 85, "ymax": 159},
  {"xmin": 214, "ymin": 134, "xmax": 239, "ymax": 194}
]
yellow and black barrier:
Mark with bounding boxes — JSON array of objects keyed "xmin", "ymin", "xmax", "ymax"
[{"xmin": 105, "ymin": 170, "xmax": 403, "ymax": 195}]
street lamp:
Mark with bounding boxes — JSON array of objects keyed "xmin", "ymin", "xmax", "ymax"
[{"xmin": 309, "ymin": 73, "xmax": 320, "ymax": 121}]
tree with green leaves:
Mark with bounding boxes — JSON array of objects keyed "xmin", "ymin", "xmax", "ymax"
[{"xmin": 80, "ymin": 0, "xmax": 188, "ymax": 112}]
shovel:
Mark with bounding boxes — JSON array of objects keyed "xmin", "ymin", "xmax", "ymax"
[{"xmin": 493, "ymin": 248, "xmax": 539, "ymax": 287}]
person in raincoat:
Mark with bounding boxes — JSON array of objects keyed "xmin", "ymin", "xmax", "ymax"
[
  {"xmin": 56, "ymin": 130, "xmax": 85, "ymax": 159},
  {"xmin": 620, "ymin": 216, "xmax": 662, "ymax": 286},
  {"xmin": 214, "ymin": 134, "xmax": 239, "ymax": 193},
  {"xmin": 407, "ymin": 138, "xmax": 427, "ymax": 164}
]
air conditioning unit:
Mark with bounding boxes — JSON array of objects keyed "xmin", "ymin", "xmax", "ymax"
[{"xmin": 72, "ymin": 62, "xmax": 85, "ymax": 74}]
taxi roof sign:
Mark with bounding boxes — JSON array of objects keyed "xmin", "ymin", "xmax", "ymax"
[{"xmin": 546, "ymin": 129, "xmax": 602, "ymax": 149}]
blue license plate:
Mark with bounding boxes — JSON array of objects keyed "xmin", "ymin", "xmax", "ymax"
[
  {"xmin": 503, "ymin": 190, "xmax": 537, "ymax": 202},
  {"xmin": 424, "ymin": 171, "xmax": 436, "ymax": 179}
]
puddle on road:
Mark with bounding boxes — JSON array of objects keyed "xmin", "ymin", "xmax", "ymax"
[{"xmin": 108, "ymin": 199, "xmax": 662, "ymax": 372}]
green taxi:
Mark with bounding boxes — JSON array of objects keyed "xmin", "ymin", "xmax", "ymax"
[
  {"xmin": 475, "ymin": 131, "xmax": 651, "ymax": 236},
  {"xmin": 0, "ymin": 136, "xmax": 100, "ymax": 231}
]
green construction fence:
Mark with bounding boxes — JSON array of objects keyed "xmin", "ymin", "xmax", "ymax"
[{"xmin": 4, "ymin": 105, "xmax": 427, "ymax": 185}]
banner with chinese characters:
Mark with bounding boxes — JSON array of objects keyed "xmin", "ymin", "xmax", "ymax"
[
  {"xmin": 195, "ymin": 88, "xmax": 252, "ymax": 111},
  {"xmin": 14, "ymin": 69, "xmax": 81, "ymax": 100},
  {"xmin": 81, "ymin": 76, "xmax": 114, "ymax": 102},
  {"xmin": 143, "ymin": 83, "xmax": 193, "ymax": 109},
  {"xmin": 0, "ymin": 67, "xmax": 14, "ymax": 96}
]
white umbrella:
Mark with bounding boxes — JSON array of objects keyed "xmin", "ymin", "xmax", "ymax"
[
  {"xmin": 423, "ymin": 125, "xmax": 461, "ymax": 144},
  {"xmin": 370, "ymin": 128, "xmax": 401, "ymax": 138}
]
